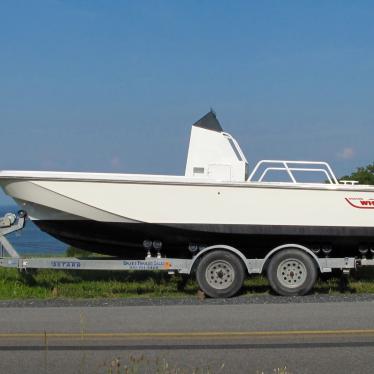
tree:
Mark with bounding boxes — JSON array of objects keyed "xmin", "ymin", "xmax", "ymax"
[{"xmin": 340, "ymin": 163, "xmax": 374, "ymax": 185}]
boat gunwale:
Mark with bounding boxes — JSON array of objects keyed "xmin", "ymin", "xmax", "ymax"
[{"xmin": 1, "ymin": 171, "xmax": 374, "ymax": 193}]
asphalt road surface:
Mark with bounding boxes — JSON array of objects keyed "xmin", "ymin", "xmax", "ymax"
[{"xmin": 1, "ymin": 296, "xmax": 374, "ymax": 373}]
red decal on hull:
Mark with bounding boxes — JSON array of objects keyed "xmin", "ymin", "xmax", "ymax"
[{"xmin": 346, "ymin": 198, "xmax": 374, "ymax": 209}]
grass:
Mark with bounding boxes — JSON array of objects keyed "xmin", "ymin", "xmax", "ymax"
[
  {"xmin": 101, "ymin": 354, "xmax": 291, "ymax": 373},
  {"xmin": 102, "ymin": 354, "xmax": 226, "ymax": 374},
  {"xmin": 0, "ymin": 266, "xmax": 374, "ymax": 299},
  {"xmin": 0, "ymin": 268, "xmax": 195, "ymax": 299}
]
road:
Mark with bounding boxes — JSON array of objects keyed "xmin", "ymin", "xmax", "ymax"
[{"xmin": 1, "ymin": 297, "xmax": 374, "ymax": 373}]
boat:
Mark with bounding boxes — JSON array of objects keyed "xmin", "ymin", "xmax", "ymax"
[{"xmin": 1, "ymin": 111, "xmax": 374, "ymax": 259}]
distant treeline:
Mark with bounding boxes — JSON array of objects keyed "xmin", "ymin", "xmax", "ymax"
[{"xmin": 340, "ymin": 163, "xmax": 374, "ymax": 185}]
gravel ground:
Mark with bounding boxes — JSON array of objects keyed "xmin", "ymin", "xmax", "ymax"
[{"xmin": 1, "ymin": 293, "xmax": 374, "ymax": 308}]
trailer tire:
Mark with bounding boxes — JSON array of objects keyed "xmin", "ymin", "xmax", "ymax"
[
  {"xmin": 267, "ymin": 249, "xmax": 317, "ymax": 296},
  {"xmin": 196, "ymin": 250, "xmax": 245, "ymax": 298}
]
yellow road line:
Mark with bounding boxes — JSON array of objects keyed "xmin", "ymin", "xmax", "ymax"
[{"xmin": 1, "ymin": 329, "xmax": 374, "ymax": 339}]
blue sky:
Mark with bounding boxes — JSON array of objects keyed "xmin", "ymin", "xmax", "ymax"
[{"xmin": 1, "ymin": 0, "xmax": 374, "ymax": 204}]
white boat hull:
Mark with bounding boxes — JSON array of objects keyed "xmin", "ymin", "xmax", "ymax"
[{"xmin": 1, "ymin": 173, "xmax": 374, "ymax": 257}]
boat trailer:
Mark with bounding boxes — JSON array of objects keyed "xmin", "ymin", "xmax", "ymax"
[
  {"xmin": 1, "ymin": 211, "xmax": 373, "ymax": 273},
  {"xmin": 1, "ymin": 211, "xmax": 374, "ymax": 297}
]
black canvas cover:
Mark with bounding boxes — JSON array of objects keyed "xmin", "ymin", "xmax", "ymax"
[{"xmin": 192, "ymin": 111, "xmax": 223, "ymax": 132}]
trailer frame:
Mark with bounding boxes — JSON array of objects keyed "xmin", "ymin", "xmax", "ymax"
[
  {"xmin": 1, "ymin": 211, "xmax": 372, "ymax": 276},
  {"xmin": 4, "ymin": 211, "xmax": 374, "ymax": 297}
]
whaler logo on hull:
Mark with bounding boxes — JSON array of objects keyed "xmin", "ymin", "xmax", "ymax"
[{"xmin": 346, "ymin": 198, "xmax": 374, "ymax": 209}]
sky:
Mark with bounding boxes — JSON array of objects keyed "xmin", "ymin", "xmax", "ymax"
[{"xmin": 1, "ymin": 0, "xmax": 374, "ymax": 205}]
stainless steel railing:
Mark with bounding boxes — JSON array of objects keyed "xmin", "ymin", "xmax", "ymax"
[{"xmin": 247, "ymin": 160, "xmax": 339, "ymax": 184}]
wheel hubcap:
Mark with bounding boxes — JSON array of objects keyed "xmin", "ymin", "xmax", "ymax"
[
  {"xmin": 277, "ymin": 258, "xmax": 307, "ymax": 289},
  {"xmin": 205, "ymin": 260, "xmax": 235, "ymax": 290}
]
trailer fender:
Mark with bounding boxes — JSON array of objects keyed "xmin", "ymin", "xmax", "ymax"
[
  {"xmin": 262, "ymin": 244, "xmax": 322, "ymax": 273},
  {"xmin": 188, "ymin": 245, "xmax": 249, "ymax": 274}
]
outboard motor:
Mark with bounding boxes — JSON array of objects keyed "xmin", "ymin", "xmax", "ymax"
[{"xmin": 185, "ymin": 111, "xmax": 248, "ymax": 182}]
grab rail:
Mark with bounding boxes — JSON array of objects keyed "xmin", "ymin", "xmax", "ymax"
[{"xmin": 247, "ymin": 160, "xmax": 339, "ymax": 184}]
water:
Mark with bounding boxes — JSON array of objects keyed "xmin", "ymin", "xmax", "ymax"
[{"xmin": 0, "ymin": 205, "xmax": 67, "ymax": 255}]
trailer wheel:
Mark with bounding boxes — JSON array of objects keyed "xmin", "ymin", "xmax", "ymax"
[
  {"xmin": 267, "ymin": 249, "xmax": 317, "ymax": 296},
  {"xmin": 196, "ymin": 250, "xmax": 245, "ymax": 298}
]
